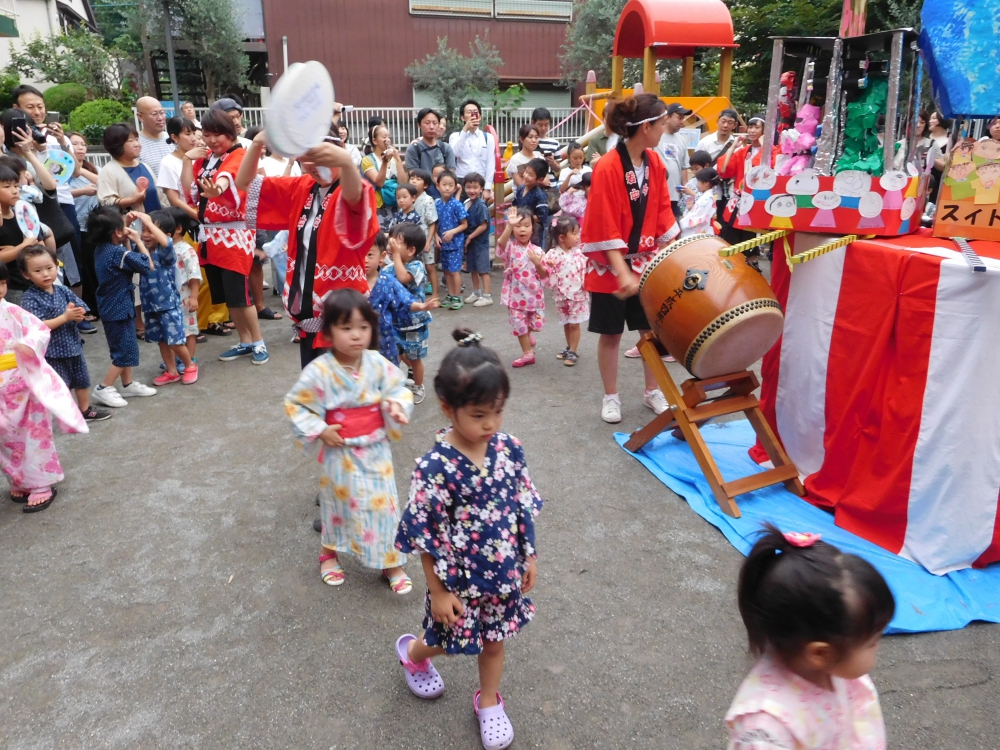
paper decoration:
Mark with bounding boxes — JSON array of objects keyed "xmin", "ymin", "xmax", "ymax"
[
  {"xmin": 920, "ymin": 0, "xmax": 1000, "ymax": 118},
  {"xmin": 835, "ymin": 79, "xmax": 889, "ymax": 175},
  {"xmin": 933, "ymin": 142, "xmax": 1000, "ymax": 240},
  {"xmin": 135, "ymin": 176, "xmax": 149, "ymax": 191},
  {"xmin": 744, "ymin": 173, "xmax": 924, "ymax": 236}
]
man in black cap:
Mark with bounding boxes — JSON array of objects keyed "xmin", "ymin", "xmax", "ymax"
[{"xmin": 656, "ymin": 102, "xmax": 693, "ymax": 219}]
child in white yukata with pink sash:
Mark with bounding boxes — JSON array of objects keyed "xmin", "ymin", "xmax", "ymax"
[
  {"xmin": 727, "ymin": 526, "xmax": 894, "ymax": 750},
  {"xmin": 0, "ymin": 264, "xmax": 88, "ymax": 512}
]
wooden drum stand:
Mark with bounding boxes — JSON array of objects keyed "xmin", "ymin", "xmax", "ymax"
[{"xmin": 624, "ymin": 333, "xmax": 805, "ymax": 518}]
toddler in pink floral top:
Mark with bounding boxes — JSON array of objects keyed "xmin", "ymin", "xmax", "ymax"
[
  {"xmin": 495, "ymin": 207, "xmax": 546, "ymax": 368},
  {"xmin": 538, "ymin": 216, "xmax": 589, "ymax": 366},
  {"xmin": 727, "ymin": 525, "xmax": 895, "ymax": 750}
]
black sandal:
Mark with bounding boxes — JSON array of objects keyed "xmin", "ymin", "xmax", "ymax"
[
  {"xmin": 23, "ymin": 487, "xmax": 56, "ymax": 513},
  {"xmin": 258, "ymin": 307, "xmax": 283, "ymax": 320},
  {"xmin": 204, "ymin": 323, "xmax": 231, "ymax": 336},
  {"xmin": 195, "ymin": 334, "xmax": 208, "ymax": 344}
]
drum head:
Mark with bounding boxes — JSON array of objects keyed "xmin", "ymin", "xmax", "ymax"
[
  {"xmin": 687, "ymin": 303, "xmax": 784, "ymax": 379},
  {"xmin": 268, "ymin": 61, "xmax": 334, "ymax": 158}
]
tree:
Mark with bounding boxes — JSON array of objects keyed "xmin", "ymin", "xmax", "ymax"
[
  {"xmin": 560, "ymin": 0, "xmax": 626, "ymax": 89},
  {"xmin": 6, "ymin": 29, "xmax": 133, "ymax": 101},
  {"xmin": 406, "ymin": 36, "xmax": 503, "ymax": 125},
  {"xmin": 102, "ymin": 0, "xmax": 249, "ymax": 99}
]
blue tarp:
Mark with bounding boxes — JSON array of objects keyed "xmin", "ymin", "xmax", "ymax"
[{"xmin": 616, "ymin": 420, "xmax": 1000, "ymax": 634}]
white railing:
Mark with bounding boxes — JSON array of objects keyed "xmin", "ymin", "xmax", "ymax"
[
  {"xmin": 408, "ymin": 0, "xmax": 571, "ymax": 20},
  {"xmin": 88, "ymin": 152, "xmax": 113, "ymax": 169},
  {"xmin": 0, "ymin": 0, "xmax": 17, "ymax": 18},
  {"xmin": 182, "ymin": 106, "xmax": 590, "ymax": 150}
]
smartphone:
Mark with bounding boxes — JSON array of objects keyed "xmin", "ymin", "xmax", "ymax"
[{"xmin": 6, "ymin": 113, "xmax": 27, "ymax": 149}]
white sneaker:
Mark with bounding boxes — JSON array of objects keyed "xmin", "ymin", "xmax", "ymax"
[
  {"xmin": 91, "ymin": 385, "xmax": 128, "ymax": 408},
  {"xmin": 473, "ymin": 294, "xmax": 494, "ymax": 307},
  {"xmin": 465, "ymin": 291, "xmax": 481, "ymax": 304},
  {"xmin": 601, "ymin": 395, "xmax": 622, "ymax": 424},
  {"xmin": 643, "ymin": 388, "xmax": 669, "ymax": 414},
  {"xmin": 119, "ymin": 381, "xmax": 157, "ymax": 398},
  {"xmin": 412, "ymin": 384, "xmax": 425, "ymax": 404}
]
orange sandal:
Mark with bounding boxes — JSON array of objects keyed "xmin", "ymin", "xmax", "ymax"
[{"xmin": 319, "ymin": 552, "xmax": 345, "ymax": 586}]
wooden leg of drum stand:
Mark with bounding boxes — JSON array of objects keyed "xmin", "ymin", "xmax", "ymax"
[
  {"xmin": 624, "ymin": 332, "xmax": 805, "ymax": 518},
  {"xmin": 625, "ymin": 333, "xmax": 742, "ymax": 518}
]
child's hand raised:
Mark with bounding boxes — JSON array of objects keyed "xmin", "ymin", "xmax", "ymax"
[
  {"xmin": 505, "ymin": 207, "xmax": 519, "ymax": 224},
  {"xmin": 319, "ymin": 424, "xmax": 345, "ymax": 448},
  {"xmin": 430, "ymin": 590, "xmax": 465, "ymax": 625},
  {"xmin": 386, "ymin": 400, "xmax": 409, "ymax": 425}
]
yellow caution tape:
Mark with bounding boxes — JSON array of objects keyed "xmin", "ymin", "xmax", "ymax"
[{"xmin": 717, "ymin": 229, "xmax": 792, "ymax": 257}]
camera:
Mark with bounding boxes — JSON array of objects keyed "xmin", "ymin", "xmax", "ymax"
[{"xmin": 29, "ymin": 123, "xmax": 47, "ymax": 145}]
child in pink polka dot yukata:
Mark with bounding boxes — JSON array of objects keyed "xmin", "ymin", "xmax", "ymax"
[
  {"xmin": 495, "ymin": 207, "xmax": 546, "ymax": 368},
  {"xmin": 539, "ymin": 215, "xmax": 589, "ymax": 367}
]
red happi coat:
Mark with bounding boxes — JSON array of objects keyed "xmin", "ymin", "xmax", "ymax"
[
  {"xmin": 580, "ymin": 145, "xmax": 679, "ymax": 293},
  {"xmin": 245, "ymin": 174, "xmax": 379, "ymax": 346},
  {"xmin": 188, "ymin": 148, "xmax": 255, "ymax": 274}
]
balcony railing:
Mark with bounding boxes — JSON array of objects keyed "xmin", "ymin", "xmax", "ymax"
[{"xmin": 409, "ymin": 0, "xmax": 571, "ymax": 21}]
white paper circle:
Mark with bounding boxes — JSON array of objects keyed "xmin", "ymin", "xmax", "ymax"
[
  {"xmin": 858, "ymin": 191, "xmax": 884, "ymax": 218},
  {"xmin": 900, "ymin": 196, "xmax": 917, "ymax": 221},
  {"xmin": 746, "ymin": 166, "xmax": 776, "ymax": 190},
  {"xmin": 786, "ymin": 169, "xmax": 820, "ymax": 195},
  {"xmin": 879, "ymin": 170, "xmax": 908, "ymax": 191},
  {"xmin": 268, "ymin": 61, "xmax": 334, "ymax": 157},
  {"xmin": 833, "ymin": 170, "xmax": 872, "ymax": 197},
  {"xmin": 739, "ymin": 191, "xmax": 755, "ymax": 215},
  {"xmin": 812, "ymin": 191, "xmax": 841, "ymax": 210},
  {"xmin": 765, "ymin": 194, "xmax": 797, "ymax": 218}
]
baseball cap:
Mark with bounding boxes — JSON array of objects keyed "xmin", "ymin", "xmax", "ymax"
[
  {"xmin": 666, "ymin": 103, "xmax": 693, "ymax": 117},
  {"xmin": 211, "ymin": 97, "xmax": 243, "ymax": 114}
]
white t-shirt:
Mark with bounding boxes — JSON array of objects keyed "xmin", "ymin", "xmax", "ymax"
[
  {"xmin": 696, "ymin": 131, "xmax": 736, "ymax": 161},
  {"xmin": 506, "ymin": 150, "xmax": 542, "ymax": 179},
  {"xmin": 156, "ymin": 152, "xmax": 184, "ymax": 193},
  {"xmin": 260, "ymin": 155, "xmax": 302, "ymax": 178},
  {"xmin": 656, "ymin": 131, "xmax": 691, "ymax": 200},
  {"xmin": 558, "ymin": 164, "xmax": 592, "ymax": 188}
]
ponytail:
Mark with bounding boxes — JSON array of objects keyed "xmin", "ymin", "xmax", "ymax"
[{"xmin": 605, "ymin": 94, "xmax": 666, "ymax": 139}]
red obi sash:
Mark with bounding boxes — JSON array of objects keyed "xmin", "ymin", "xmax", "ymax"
[{"xmin": 325, "ymin": 404, "xmax": 385, "ymax": 439}]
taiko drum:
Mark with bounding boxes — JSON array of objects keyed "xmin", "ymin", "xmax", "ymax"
[{"xmin": 638, "ymin": 234, "xmax": 784, "ymax": 379}]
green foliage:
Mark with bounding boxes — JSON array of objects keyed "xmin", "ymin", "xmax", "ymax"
[
  {"xmin": 43, "ymin": 83, "xmax": 88, "ymax": 118},
  {"xmin": 0, "ymin": 67, "xmax": 20, "ymax": 110},
  {"xmin": 560, "ymin": 0, "xmax": 625, "ymax": 88},
  {"xmin": 406, "ymin": 36, "xmax": 504, "ymax": 125},
  {"xmin": 110, "ymin": 0, "xmax": 249, "ymax": 99},
  {"xmin": 485, "ymin": 84, "xmax": 529, "ymax": 119},
  {"xmin": 68, "ymin": 99, "xmax": 133, "ymax": 144},
  {"xmin": 6, "ymin": 29, "xmax": 130, "ymax": 101}
]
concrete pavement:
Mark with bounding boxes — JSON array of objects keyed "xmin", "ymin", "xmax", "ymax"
[{"xmin": 1, "ymin": 284, "xmax": 997, "ymax": 749}]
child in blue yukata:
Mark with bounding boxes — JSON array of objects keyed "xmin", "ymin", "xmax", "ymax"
[
  {"xmin": 164, "ymin": 207, "xmax": 201, "ymax": 364},
  {"xmin": 139, "ymin": 210, "xmax": 198, "ymax": 386},
  {"xmin": 433, "ymin": 170, "xmax": 469, "ymax": 310},
  {"xmin": 86, "ymin": 206, "xmax": 158, "ymax": 409},
  {"xmin": 386, "ymin": 223, "xmax": 433, "ymax": 404},
  {"xmin": 390, "ymin": 184, "xmax": 423, "ymax": 229},
  {"xmin": 512, "ymin": 157, "xmax": 550, "ymax": 248},
  {"xmin": 365, "ymin": 233, "xmax": 439, "ymax": 367},
  {"xmin": 409, "ymin": 169, "xmax": 438, "ymax": 298},
  {"xmin": 461, "ymin": 172, "xmax": 492, "ymax": 308},
  {"xmin": 18, "ymin": 244, "xmax": 111, "ymax": 422}
]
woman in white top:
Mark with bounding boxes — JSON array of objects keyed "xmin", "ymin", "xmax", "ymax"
[
  {"xmin": 336, "ymin": 124, "xmax": 363, "ymax": 169},
  {"xmin": 361, "ymin": 124, "xmax": 408, "ymax": 227},
  {"xmin": 506, "ymin": 123, "xmax": 541, "ymax": 186},
  {"xmin": 157, "ymin": 116, "xmax": 201, "ymax": 220},
  {"xmin": 558, "ymin": 141, "xmax": 593, "ymax": 193}
]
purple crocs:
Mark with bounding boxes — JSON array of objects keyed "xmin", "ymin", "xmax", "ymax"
[
  {"xmin": 396, "ymin": 634, "xmax": 445, "ymax": 699},
  {"xmin": 474, "ymin": 690, "xmax": 514, "ymax": 750}
]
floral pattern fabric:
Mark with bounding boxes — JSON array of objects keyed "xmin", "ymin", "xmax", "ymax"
[
  {"xmin": 541, "ymin": 246, "xmax": 589, "ymax": 326},
  {"xmin": 0, "ymin": 300, "xmax": 88, "ymax": 492},
  {"xmin": 284, "ymin": 350, "xmax": 413, "ymax": 569},
  {"xmin": 368, "ymin": 273, "xmax": 416, "ymax": 365},
  {"xmin": 173, "ymin": 240, "xmax": 201, "ymax": 336},
  {"xmin": 726, "ymin": 655, "xmax": 886, "ymax": 750},
  {"xmin": 395, "ymin": 430, "xmax": 543, "ymax": 654}
]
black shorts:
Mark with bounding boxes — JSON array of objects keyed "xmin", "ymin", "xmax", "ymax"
[
  {"xmin": 587, "ymin": 292, "xmax": 650, "ymax": 335},
  {"xmin": 204, "ymin": 264, "xmax": 252, "ymax": 309}
]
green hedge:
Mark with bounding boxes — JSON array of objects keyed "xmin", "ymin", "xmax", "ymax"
[
  {"xmin": 43, "ymin": 83, "xmax": 87, "ymax": 120},
  {"xmin": 68, "ymin": 99, "xmax": 132, "ymax": 144}
]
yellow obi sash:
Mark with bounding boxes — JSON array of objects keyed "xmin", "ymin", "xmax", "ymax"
[{"xmin": 0, "ymin": 352, "xmax": 17, "ymax": 370}]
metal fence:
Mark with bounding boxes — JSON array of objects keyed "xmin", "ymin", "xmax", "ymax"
[{"xmin": 180, "ymin": 106, "xmax": 591, "ymax": 148}]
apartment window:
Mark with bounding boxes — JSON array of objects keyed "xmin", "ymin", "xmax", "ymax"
[{"xmin": 409, "ymin": 0, "xmax": 571, "ymax": 21}]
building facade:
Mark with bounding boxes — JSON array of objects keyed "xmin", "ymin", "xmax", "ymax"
[
  {"xmin": 259, "ymin": 0, "xmax": 572, "ymax": 108},
  {"xmin": 0, "ymin": 0, "xmax": 97, "ymax": 71}
]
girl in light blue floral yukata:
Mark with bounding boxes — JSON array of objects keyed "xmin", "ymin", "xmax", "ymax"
[
  {"xmin": 284, "ymin": 289, "xmax": 415, "ymax": 595},
  {"xmin": 394, "ymin": 327, "xmax": 542, "ymax": 750}
]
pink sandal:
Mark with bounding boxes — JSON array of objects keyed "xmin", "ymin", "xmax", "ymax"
[
  {"xmin": 396, "ymin": 634, "xmax": 445, "ymax": 699},
  {"xmin": 383, "ymin": 571, "xmax": 413, "ymax": 595},
  {"xmin": 512, "ymin": 352, "xmax": 535, "ymax": 368},
  {"xmin": 474, "ymin": 690, "xmax": 514, "ymax": 749},
  {"xmin": 319, "ymin": 552, "xmax": 345, "ymax": 586}
]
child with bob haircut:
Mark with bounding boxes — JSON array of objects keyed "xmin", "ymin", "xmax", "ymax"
[
  {"xmin": 433, "ymin": 170, "xmax": 469, "ymax": 310},
  {"xmin": 726, "ymin": 524, "xmax": 895, "ymax": 749},
  {"xmin": 284, "ymin": 288, "xmax": 415, "ymax": 594},
  {"xmin": 496, "ymin": 207, "xmax": 546, "ymax": 368},
  {"xmin": 87, "ymin": 206, "xmax": 158, "ymax": 408},
  {"xmin": 540, "ymin": 216, "xmax": 589, "ymax": 366},
  {"xmin": 461, "ymin": 172, "xmax": 492, "ymax": 307},
  {"xmin": 395, "ymin": 327, "xmax": 542, "ymax": 750},
  {"xmin": 511, "ymin": 158, "xmax": 550, "ymax": 247},
  {"xmin": 386, "ymin": 222, "xmax": 434, "ymax": 403}
]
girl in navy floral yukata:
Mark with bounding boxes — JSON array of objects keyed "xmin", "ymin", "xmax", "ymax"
[{"xmin": 394, "ymin": 327, "xmax": 542, "ymax": 750}]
